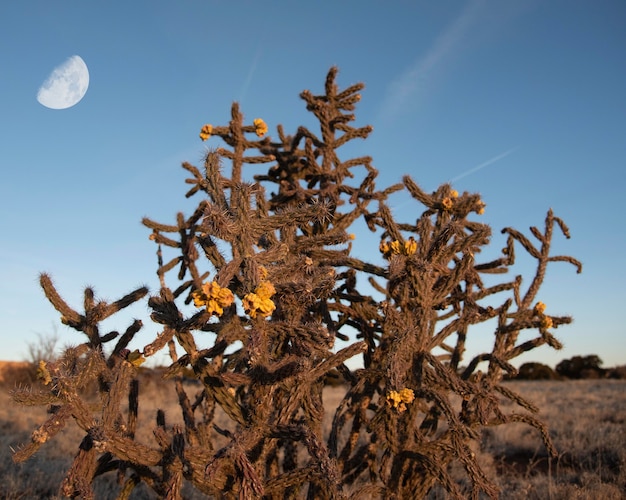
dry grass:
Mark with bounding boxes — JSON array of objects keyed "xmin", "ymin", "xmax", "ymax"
[{"xmin": 1, "ymin": 376, "xmax": 624, "ymax": 499}]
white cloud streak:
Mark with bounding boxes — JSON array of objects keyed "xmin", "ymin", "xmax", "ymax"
[
  {"xmin": 449, "ymin": 146, "xmax": 519, "ymax": 182},
  {"xmin": 380, "ymin": 0, "xmax": 484, "ymax": 121},
  {"xmin": 239, "ymin": 48, "xmax": 263, "ymax": 104}
]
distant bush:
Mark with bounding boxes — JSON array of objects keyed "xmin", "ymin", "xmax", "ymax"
[
  {"xmin": 606, "ymin": 365, "xmax": 626, "ymax": 379},
  {"xmin": 556, "ymin": 355, "xmax": 605, "ymax": 379},
  {"xmin": 515, "ymin": 362, "xmax": 560, "ymax": 380},
  {"xmin": 11, "ymin": 68, "xmax": 582, "ymax": 499},
  {"xmin": 0, "ymin": 362, "xmax": 35, "ymax": 386}
]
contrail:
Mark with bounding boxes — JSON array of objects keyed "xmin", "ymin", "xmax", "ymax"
[
  {"xmin": 239, "ymin": 48, "xmax": 263, "ymax": 104},
  {"xmin": 449, "ymin": 146, "xmax": 519, "ymax": 183},
  {"xmin": 387, "ymin": 146, "xmax": 520, "ymax": 214},
  {"xmin": 379, "ymin": 0, "xmax": 484, "ymax": 122}
]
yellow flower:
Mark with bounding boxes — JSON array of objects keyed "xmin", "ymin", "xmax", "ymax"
[
  {"xmin": 476, "ymin": 201, "xmax": 486, "ymax": 215},
  {"xmin": 450, "ymin": 190, "xmax": 459, "ymax": 198},
  {"xmin": 253, "ymin": 118, "xmax": 268, "ymax": 137},
  {"xmin": 192, "ymin": 280, "xmax": 234, "ymax": 316},
  {"xmin": 534, "ymin": 302, "xmax": 547, "ymax": 315},
  {"xmin": 442, "ymin": 197, "xmax": 454, "ymax": 210},
  {"xmin": 348, "ymin": 233, "xmax": 356, "ymax": 240},
  {"xmin": 390, "ymin": 240, "xmax": 401, "ymax": 254},
  {"xmin": 199, "ymin": 124, "xmax": 213, "ymax": 141},
  {"xmin": 386, "ymin": 388, "xmax": 415, "ymax": 412}
]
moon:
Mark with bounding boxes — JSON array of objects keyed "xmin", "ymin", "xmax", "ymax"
[{"xmin": 37, "ymin": 55, "xmax": 90, "ymax": 109}]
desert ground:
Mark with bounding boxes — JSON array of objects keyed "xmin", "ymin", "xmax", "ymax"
[{"xmin": 0, "ymin": 364, "xmax": 624, "ymax": 499}]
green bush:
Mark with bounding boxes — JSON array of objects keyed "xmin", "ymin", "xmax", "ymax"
[{"xmin": 12, "ymin": 68, "xmax": 582, "ymax": 499}]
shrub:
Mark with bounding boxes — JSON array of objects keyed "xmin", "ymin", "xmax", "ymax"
[
  {"xmin": 0, "ymin": 361, "xmax": 35, "ymax": 386},
  {"xmin": 607, "ymin": 365, "xmax": 626, "ymax": 379},
  {"xmin": 11, "ymin": 68, "xmax": 582, "ymax": 499},
  {"xmin": 556, "ymin": 355, "xmax": 604, "ymax": 379},
  {"xmin": 515, "ymin": 362, "xmax": 560, "ymax": 380}
]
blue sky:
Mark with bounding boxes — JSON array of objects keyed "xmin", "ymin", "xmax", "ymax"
[{"xmin": 1, "ymin": 1, "xmax": 625, "ymax": 369}]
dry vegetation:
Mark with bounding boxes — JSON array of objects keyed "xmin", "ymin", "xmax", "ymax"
[
  {"xmin": 6, "ymin": 68, "xmax": 592, "ymax": 498},
  {"xmin": 2, "ymin": 375, "xmax": 624, "ymax": 499}
]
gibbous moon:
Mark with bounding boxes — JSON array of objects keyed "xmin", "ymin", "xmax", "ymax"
[{"xmin": 37, "ymin": 55, "xmax": 90, "ymax": 109}]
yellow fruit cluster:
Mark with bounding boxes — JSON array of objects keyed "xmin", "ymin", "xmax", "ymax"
[
  {"xmin": 243, "ymin": 280, "xmax": 276, "ymax": 318},
  {"xmin": 192, "ymin": 280, "xmax": 235, "ymax": 316},
  {"xmin": 533, "ymin": 301, "xmax": 553, "ymax": 330},
  {"xmin": 253, "ymin": 118, "xmax": 268, "ymax": 137},
  {"xmin": 199, "ymin": 124, "xmax": 213, "ymax": 141},
  {"xmin": 379, "ymin": 237, "xmax": 417, "ymax": 258},
  {"xmin": 386, "ymin": 388, "xmax": 415, "ymax": 412}
]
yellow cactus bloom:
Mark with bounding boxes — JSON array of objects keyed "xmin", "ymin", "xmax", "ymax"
[
  {"xmin": 534, "ymin": 302, "xmax": 547, "ymax": 315},
  {"xmin": 199, "ymin": 124, "xmax": 213, "ymax": 141},
  {"xmin": 450, "ymin": 190, "xmax": 459, "ymax": 198},
  {"xmin": 253, "ymin": 118, "xmax": 268, "ymax": 137},
  {"xmin": 442, "ymin": 197, "xmax": 454, "ymax": 210},
  {"xmin": 192, "ymin": 280, "xmax": 234, "ymax": 317},
  {"xmin": 348, "ymin": 233, "xmax": 356, "ymax": 240},
  {"xmin": 390, "ymin": 240, "xmax": 401, "ymax": 254},
  {"xmin": 386, "ymin": 388, "xmax": 415, "ymax": 412}
]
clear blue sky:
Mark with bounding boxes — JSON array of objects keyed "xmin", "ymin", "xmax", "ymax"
[{"xmin": 1, "ymin": 1, "xmax": 625, "ymax": 369}]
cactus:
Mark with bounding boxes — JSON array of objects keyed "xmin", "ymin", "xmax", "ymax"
[{"xmin": 12, "ymin": 67, "xmax": 582, "ymax": 499}]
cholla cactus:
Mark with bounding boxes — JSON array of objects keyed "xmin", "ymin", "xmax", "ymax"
[{"xmin": 12, "ymin": 67, "xmax": 581, "ymax": 499}]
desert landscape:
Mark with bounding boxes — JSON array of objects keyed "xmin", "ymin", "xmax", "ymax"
[{"xmin": 1, "ymin": 363, "xmax": 624, "ymax": 499}]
